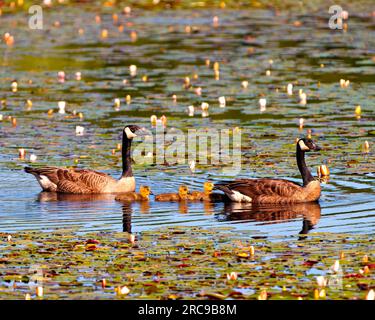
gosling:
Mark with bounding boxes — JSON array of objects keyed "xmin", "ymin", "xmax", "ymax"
[
  {"xmin": 155, "ymin": 185, "xmax": 191, "ymax": 202},
  {"xmin": 115, "ymin": 186, "xmax": 152, "ymax": 202},
  {"xmin": 190, "ymin": 181, "xmax": 226, "ymax": 202}
]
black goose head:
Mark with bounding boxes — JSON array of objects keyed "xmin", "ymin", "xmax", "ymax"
[
  {"xmin": 297, "ymin": 138, "xmax": 321, "ymax": 152},
  {"xmin": 123, "ymin": 125, "xmax": 148, "ymax": 140}
]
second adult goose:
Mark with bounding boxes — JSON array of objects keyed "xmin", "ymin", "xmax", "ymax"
[
  {"xmin": 25, "ymin": 125, "xmax": 148, "ymax": 194},
  {"xmin": 214, "ymin": 138, "xmax": 322, "ymax": 203}
]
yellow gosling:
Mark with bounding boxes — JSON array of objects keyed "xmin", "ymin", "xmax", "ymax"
[
  {"xmin": 115, "ymin": 186, "xmax": 152, "ymax": 202},
  {"xmin": 155, "ymin": 185, "xmax": 190, "ymax": 202}
]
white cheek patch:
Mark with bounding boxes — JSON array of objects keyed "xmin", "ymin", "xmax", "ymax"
[
  {"xmin": 228, "ymin": 190, "xmax": 252, "ymax": 203},
  {"xmin": 299, "ymin": 140, "xmax": 310, "ymax": 151},
  {"xmin": 125, "ymin": 127, "xmax": 137, "ymax": 139}
]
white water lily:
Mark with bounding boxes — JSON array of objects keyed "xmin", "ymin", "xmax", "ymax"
[
  {"xmin": 299, "ymin": 118, "xmax": 304, "ymax": 128},
  {"xmin": 75, "ymin": 126, "xmax": 85, "ymax": 136},
  {"xmin": 218, "ymin": 96, "xmax": 226, "ymax": 107},
  {"xmin": 187, "ymin": 105, "xmax": 194, "ymax": 117},
  {"xmin": 117, "ymin": 286, "xmax": 130, "ymax": 295},
  {"xmin": 316, "ymin": 276, "xmax": 327, "ymax": 287},
  {"xmin": 259, "ymin": 98, "xmax": 267, "ymax": 111},
  {"xmin": 201, "ymin": 102, "xmax": 209, "ymax": 111},
  {"xmin": 366, "ymin": 289, "xmax": 374, "ymax": 300},
  {"xmin": 331, "ymin": 260, "xmax": 340, "ymax": 273},
  {"xmin": 114, "ymin": 98, "xmax": 121, "ymax": 108},
  {"xmin": 58, "ymin": 101, "xmax": 66, "ymax": 114},
  {"xmin": 241, "ymin": 80, "xmax": 248, "ymax": 89}
]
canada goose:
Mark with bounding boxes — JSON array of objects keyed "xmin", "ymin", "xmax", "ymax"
[
  {"xmin": 25, "ymin": 125, "xmax": 148, "ymax": 194},
  {"xmin": 115, "ymin": 186, "xmax": 152, "ymax": 202},
  {"xmin": 214, "ymin": 138, "xmax": 322, "ymax": 203},
  {"xmin": 155, "ymin": 185, "xmax": 191, "ymax": 202},
  {"xmin": 190, "ymin": 182, "xmax": 226, "ymax": 202}
]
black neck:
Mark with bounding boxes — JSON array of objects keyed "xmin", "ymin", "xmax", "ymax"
[
  {"xmin": 297, "ymin": 144, "xmax": 314, "ymax": 186},
  {"xmin": 122, "ymin": 134, "xmax": 133, "ymax": 177}
]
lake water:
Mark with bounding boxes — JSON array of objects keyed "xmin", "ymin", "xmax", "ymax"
[{"xmin": 0, "ymin": 2, "xmax": 374, "ymax": 239}]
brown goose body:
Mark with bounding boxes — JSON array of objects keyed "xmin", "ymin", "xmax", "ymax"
[
  {"xmin": 25, "ymin": 125, "xmax": 145, "ymax": 194},
  {"xmin": 214, "ymin": 139, "xmax": 322, "ymax": 204}
]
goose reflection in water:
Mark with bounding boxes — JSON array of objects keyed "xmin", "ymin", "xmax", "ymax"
[{"xmin": 216, "ymin": 201, "xmax": 321, "ymax": 236}]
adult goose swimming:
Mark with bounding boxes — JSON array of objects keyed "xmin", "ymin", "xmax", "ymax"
[
  {"xmin": 25, "ymin": 125, "xmax": 148, "ymax": 194},
  {"xmin": 214, "ymin": 138, "xmax": 322, "ymax": 203}
]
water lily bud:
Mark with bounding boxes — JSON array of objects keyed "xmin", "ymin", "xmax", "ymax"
[
  {"xmin": 355, "ymin": 105, "xmax": 361, "ymax": 116},
  {"xmin": 299, "ymin": 118, "xmax": 304, "ymax": 129},
  {"xmin": 150, "ymin": 115, "xmax": 157, "ymax": 126},
  {"xmin": 116, "ymin": 285, "xmax": 130, "ymax": 295},
  {"xmin": 75, "ymin": 72, "xmax": 81, "ymax": 80},
  {"xmin": 101, "ymin": 279, "xmax": 106, "ymax": 288},
  {"xmin": 195, "ymin": 87, "xmax": 202, "ymax": 96},
  {"xmin": 172, "ymin": 94, "xmax": 177, "ymax": 102},
  {"xmin": 0, "ymin": 114, "xmax": 3, "ymax": 121},
  {"xmin": 29, "ymin": 154, "xmax": 37, "ymax": 162},
  {"xmin": 129, "ymin": 65, "xmax": 137, "ymax": 77},
  {"xmin": 114, "ymin": 98, "xmax": 121, "ymax": 108},
  {"xmin": 287, "ymin": 83, "xmax": 293, "ymax": 95},
  {"xmin": 25, "ymin": 293, "xmax": 31, "ymax": 300},
  {"xmin": 130, "ymin": 31, "xmax": 137, "ymax": 41},
  {"xmin": 11, "ymin": 80, "xmax": 18, "ymax": 92},
  {"xmin": 213, "ymin": 62, "xmax": 219, "ymax": 71},
  {"xmin": 26, "ymin": 99, "xmax": 32, "ymax": 108},
  {"xmin": 160, "ymin": 115, "xmax": 167, "ymax": 127},
  {"xmin": 266, "ymin": 70, "xmax": 271, "ymax": 76},
  {"xmin": 249, "ymin": 246, "xmax": 255, "ymax": 256},
  {"xmin": 36, "ymin": 286, "xmax": 43, "ymax": 297},
  {"xmin": 7, "ymin": 235, "xmax": 12, "ymax": 242},
  {"xmin": 241, "ymin": 80, "xmax": 248, "ymax": 89},
  {"xmin": 189, "ymin": 160, "xmax": 196, "ymax": 173},
  {"xmin": 317, "ymin": 165, "xmax": 330, "ymax": 177},
  {"xmin": 19, "ymin": 148, "xmax": 26, "ymax": 159},
  {"xmin": 213, "ymin": 16, "xmax": 219, "ymax": 27},
  {"xmin": 123, "ymin": 6, "xmax": 131, "ymax": 15},
  {"xmin": 126, "ymin": 95, "xmax": 131, "ymax": 104},
  {"xmin": 363, "ymin": 141, "xmax": 370, "ymax": 153},
  {"xmin": 205, "ymin": 59, "xmax": 210, "ymax": 67},
  {"xmin": 128, "ymin": 234, "xmax": 135, "ymax": 244},
  {"xmin": 299, "ymin": 92, "xmax": 307, "ymax": 105},
  {"xmin": 101, "ymin": 29, "xmax": 108, "ymax": 38},
  {"xmin": 258, "ymin": 289, "xmax": 267, "ymax": 300},
  {"xmin": 363, "ymin": 255, "xmax": 368, "ymax": 263},
  {"xmin": 226, "ymin": 272, "xmax": 238, "ymax": 281}
]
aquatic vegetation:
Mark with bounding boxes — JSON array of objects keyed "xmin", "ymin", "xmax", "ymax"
[{"xmin": 0, "ymin": 227, "xmax": 373, "ymax": 300}]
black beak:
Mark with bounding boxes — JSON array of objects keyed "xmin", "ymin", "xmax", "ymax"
[
  {"xmin": 314, "ymin": 145, "xmax": 321, "ymax": 151},
  {"xmin": 136, "ymin": 127, "xmax": 150, "ymax": 136}
]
